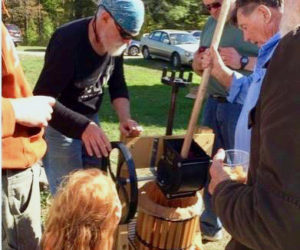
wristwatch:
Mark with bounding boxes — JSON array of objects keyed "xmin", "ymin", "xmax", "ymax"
[{"xmin": 240, "ymin": 55, "xmax": 249, "ymax": 70}]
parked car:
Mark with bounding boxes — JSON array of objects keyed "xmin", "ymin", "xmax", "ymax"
[
  {"xmin": 5, "ymin": 24, "xmax": 23, "ymax": 46},
  {"xmin": 125, "ymin": 40, "xmax": 141, "ymax": 56},
  {"xmin": 189, "ymin": 30, "xmax": 202, "ymax": 40},
  {"xmin": 140, "ymin": 30, "xmax": 199, "ymax": 68}
]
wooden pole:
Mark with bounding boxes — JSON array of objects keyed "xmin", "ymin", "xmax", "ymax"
[{"xmin": 180, "ymin": 0, "xmax": 232, "ymax": 158}]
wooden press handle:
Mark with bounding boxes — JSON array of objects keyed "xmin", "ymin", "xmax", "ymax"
[{"xmin": 180, "ymin": 0, "xmax": 232, "ymax": 158}]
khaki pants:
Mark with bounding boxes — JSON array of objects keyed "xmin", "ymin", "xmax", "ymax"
[{"xmin": 2, "ymin": 164, "xmax": 42, "ymax": 250}]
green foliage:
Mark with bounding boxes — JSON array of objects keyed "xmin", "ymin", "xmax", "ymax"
[
  {"xmin": 41, "ymin": 16, "xmax": 54, "ymax": 46},
  {"xmin": 73, "ymin": 0, "xmax": 97, "ymax": 19},
  {"xmin": 142, "ymin": 0, "xmax": 209, "ymax": 33},
  {"xmin": 6, "ymin": 0, "xmax": 209, "ymax": 45},
  {"xmin": 26, "ymin": 19, "xmax": 39, "ymax": 45}
]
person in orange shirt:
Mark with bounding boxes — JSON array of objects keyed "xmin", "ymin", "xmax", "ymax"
[{"xmin": 2, "ymin": 5, "xmax": 55, "ymax": 248}]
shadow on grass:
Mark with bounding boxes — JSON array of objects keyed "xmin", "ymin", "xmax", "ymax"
[
  {"xmin": 124, "ymin": 57, "xmax": 192, "ymax": 72},
  {"xmin": 100, "ymin": 84, "xmax": 204, "ymax": 131},
  {"xmin": 24, "ymin": 48, "xmax": 46, "ymax": 52}
]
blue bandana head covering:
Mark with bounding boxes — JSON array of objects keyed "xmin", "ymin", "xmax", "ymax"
[{"xmin": 99, "ymin": 0, "xmax": 145, "ymax": 36}]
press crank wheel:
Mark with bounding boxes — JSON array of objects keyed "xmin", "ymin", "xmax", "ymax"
[{"xmin": 108, "ymin": 142, "xmax": 138, "ymax": 224}]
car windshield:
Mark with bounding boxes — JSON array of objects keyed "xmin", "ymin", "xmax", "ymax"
[{"xmin": 169, "ymin": 33, "xmax": 198, "ymax": 45}]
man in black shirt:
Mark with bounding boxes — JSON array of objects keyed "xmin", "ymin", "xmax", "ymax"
[{"xmin": 34, "ymin": 0, "xmax": 145, "ymax": 194}]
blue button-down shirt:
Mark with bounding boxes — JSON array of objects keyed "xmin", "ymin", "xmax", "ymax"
[{"xmin": 227, "ymin": 33, "xmax": 281, "ymax": 152}]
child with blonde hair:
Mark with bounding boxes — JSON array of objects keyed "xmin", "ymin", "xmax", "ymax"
[{"xmin": 42, "ymin": 168, "xmax": 121, "ymax": 250}]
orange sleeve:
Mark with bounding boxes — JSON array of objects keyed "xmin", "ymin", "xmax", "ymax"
[
  {"xmin": 1, "ymin": 98, "xmax": 16, "ymax": 138},
  {"xmin": 1, "ymin": 22, "xmax": 32, "ymax": 98}
]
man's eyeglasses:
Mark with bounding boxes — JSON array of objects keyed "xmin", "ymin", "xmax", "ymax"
[
  {"xmin": 205, "ymin": 1, "xmax": 222, "ymax": 11},
  {"xmin": 114, "ymin": 22, "xmax": 133, "ymax": 40},
  {"xmin": 94, "ymin": 5, "xmax": 134, "ymax": 41}
]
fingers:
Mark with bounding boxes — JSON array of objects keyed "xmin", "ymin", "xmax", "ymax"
[
  {"xmin": 99, "ymin": 131, "xmax": 112, "ymax": 153},
  {"xmin": 120, "ymin": 125, "xmax": 129, "ymax": 136},
  {"xmin": 84, "ymin": 134, "xmax": 109, "ymax": 158},
  {"xmin": 120, "ymin": 120, "xmax": 143, "ymax": 137},
  {"xmin": 213, "ymin": 148, "xmax": 225, "ymax": 165},
  {"xmin": 83, "ymin": 139, "xmax": 93, "ymax": 157},
  {"xmin": 44, "ymin": 96, "xmax": 56, "ymax": 107},
  {"xmin": 128, "ymin": 125, "xmax": 143, "ymax": 137},
  {"xmin": 214, "ymin": 148, "xmax": 225, "ymax": 162},
  {"xmin": 88, "ymin": 136, "xmax": 101, "ymax": 157},
  {"xmin": 208, "ymin": 181, "xmax": 214, "ymax": 194},
  {"xmin": 82, "ymin": 123, "xmax": 111, "ymax": 158}
]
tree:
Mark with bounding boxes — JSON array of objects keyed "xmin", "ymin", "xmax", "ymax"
[
  {"xmin": 41, "ymin": 16, "xmax": 55, "ymax": 45},
  {"xmin": 26, "ymin": 18, "xmax": 39, "ymax": 45},
  {"xmin": 143, "ymin": 0, "xmax": 208, "ymax": 33},
  {"xmin": 4, "ymin": 0, "xmax": 209, "ymax": 45}
]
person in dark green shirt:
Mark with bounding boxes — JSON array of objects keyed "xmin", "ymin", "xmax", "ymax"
[{"xmin": 192, "ymin": 0, "xmax": 258, "ymax": 242}]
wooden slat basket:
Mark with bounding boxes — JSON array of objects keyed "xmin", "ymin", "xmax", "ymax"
[{"xmin": 135, "ymin": 182, "xmax": 202, "ymax": 250}]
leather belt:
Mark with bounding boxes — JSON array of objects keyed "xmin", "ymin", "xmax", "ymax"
[{"xmin": 210, "ymin": 94, "xmax": 228, "ymax": 103}]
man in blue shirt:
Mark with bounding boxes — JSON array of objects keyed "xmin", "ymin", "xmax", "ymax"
[
  {"xmin": 192, "ymin": 0, "xmax": 258, "ymax": 241},
  {"xmin": 195, "ymin": 0, "xmax": 282, "ymax": 153}
]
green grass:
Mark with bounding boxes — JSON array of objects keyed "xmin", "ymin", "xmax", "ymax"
[
  {"xmin": 19, "ymin": 54, "xmax": 45, "ymax": 84},
  {"xmin": 19, "ymin": 52, "xmax": 202, "ymax": 141}
]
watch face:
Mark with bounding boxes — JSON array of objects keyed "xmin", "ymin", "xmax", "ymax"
[
  {"xmin": 240, "ymin": 56, "xmax": 249, "ymax": 69},
  {"xmin": 241, "ymin": 56, "xmax": 249, "ymax": 64}
]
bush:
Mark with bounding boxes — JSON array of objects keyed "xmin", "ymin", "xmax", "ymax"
[
  {"xmin": 26, "ymin": 18, "xmax": 39, "ymax": 45},
  {"xmin": 41, "ymin": 16, "xmax": 54, "ymax": 45}
]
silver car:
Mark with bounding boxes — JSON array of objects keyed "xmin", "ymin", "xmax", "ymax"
[
  {"xmin": 125, "ymin": 40, "xmax": 141, "ymax": 56},
  {"xmin": 140, "ymin": 30, "xmax": 199, "ymax": 68}
]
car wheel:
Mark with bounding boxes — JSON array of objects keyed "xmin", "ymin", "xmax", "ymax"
[
  {"xmin": 128, "ymin": 46, "xmax": 140, "ymax": 56},
  {"xmin": 142, "ymin": 47, "xmax": 151, "ymax": 59},
  {"xmin": 171, "ymin": 53, "xmax": 181, "ymax": 68}
]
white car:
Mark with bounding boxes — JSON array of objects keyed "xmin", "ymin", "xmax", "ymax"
[
  {"xmin": 140, "ymin": 30, "xmax": 200, "ymax": 68},
  {"xmin": 190, "ymin": 30, "xmax": 202, "ymax": 40}
]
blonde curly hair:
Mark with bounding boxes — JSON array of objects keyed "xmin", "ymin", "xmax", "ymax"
[{"xmin": 42, "ymin": 168, "xmax": 121, "ymax": 250}]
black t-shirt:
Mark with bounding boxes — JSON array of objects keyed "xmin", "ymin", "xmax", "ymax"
[{"xmin": 34, "ymin": 17, "xmax": 129, "ymax": 138}]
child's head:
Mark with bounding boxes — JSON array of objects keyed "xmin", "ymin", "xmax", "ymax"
[{"xmin": 42, "ymin": 168, "xmax": 121, "ymax": 250}]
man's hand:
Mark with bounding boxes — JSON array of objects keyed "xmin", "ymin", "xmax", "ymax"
[
  {"xmin": 219, "ymin": 47, "xmax": 242, "ymax": 70},
  {"xmin": 208, "ymin": 47, "xmax": 234, "ymax": 88},
  {"xmin": 120, "ymin": 119, "xmax": 143, "ymax": 137},
  {"xmin": 193, "ymin": 48, "xmax": 227, "ymax": 80},
  {"xmin": 10, "ymin": 96, "xmax": 55, "ymax": 127},
  {"xmin": 192, "ymin": 48, "xmax": 208, "ymax": 75},
  {"xmin": 208, "ymin": 149, "xmax": 231, "ymax": 194},
  {"xmin": 81, "ymin": 122, "xmax": 112, "ymax": 158}
]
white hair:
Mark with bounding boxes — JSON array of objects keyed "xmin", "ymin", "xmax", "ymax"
[
  {"xmin": 280, "ymin": 0, "xmax": 300, "ymax": 36},
  {"xmin": 96, "ymin": 5, "xmax": 106, "ymax": 17}
]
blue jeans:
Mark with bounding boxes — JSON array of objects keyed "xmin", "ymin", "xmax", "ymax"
[
  {"xmin": 43, "ymin": 114, "xmax": 103, "ymax": 195},
  {"xmin": 200, "ymin": 96, "xmax": 242, "ymax": 236}
]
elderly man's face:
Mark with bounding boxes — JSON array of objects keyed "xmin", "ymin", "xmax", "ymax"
[
  {"xmin": 96, "ymin": 11, "xmax": 130, "ymax": 56},
  {"xmin": 203, "ymin": 0, "xmax": 223, "ymax": 20},
  {"xmin": 237, "ymin": 6, "xmax": 270, "ymax": 47}
]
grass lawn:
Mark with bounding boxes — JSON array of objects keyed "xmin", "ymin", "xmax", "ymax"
[
  {"xmin": 19, "ymin": 52, "xmax": 202, "ymax": 141},
  {"xmin": 17, "ymin": 45, "xmax": 46, "ymax": 52}
]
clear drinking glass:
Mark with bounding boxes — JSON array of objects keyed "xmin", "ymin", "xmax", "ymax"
[{"xmin": 223, "ymin": 149, "xmax": 249, "ymax": 183}]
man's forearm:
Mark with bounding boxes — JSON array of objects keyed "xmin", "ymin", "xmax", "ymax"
[
  {"xmin": 244, "ymin": 56, "xmax": 257, "ymax": 71},
  {"xmin": 112, "ymin": 97, "xmax": 131, "ymax": 122},
  {"xmin": 214, "ymin": 67, "xmax": 234, "ymax": 89}
]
